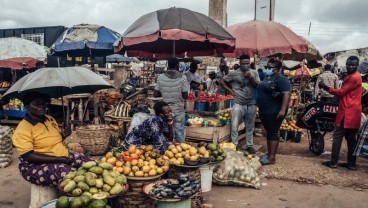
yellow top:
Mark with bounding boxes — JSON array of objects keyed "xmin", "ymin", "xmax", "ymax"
[{"xmin": 12, "ymin": 114, "xmax": 69, "ymax": 157}]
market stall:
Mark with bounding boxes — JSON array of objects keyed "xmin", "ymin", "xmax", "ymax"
[{"xmin": 184, "ymin": 92, "xmax": 246, "ymax": 143}]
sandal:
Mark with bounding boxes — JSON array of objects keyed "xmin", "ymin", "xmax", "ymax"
[
  {"xmin": 322, "ymin": 161, "xmax": 337, "ymax": 169},
  {"xmin": 338, "ymin": 163, "xmax": 357, "ymax": 170},
  {"xmin": 259, "ymin": 154, "xmax": 275, "ymax": 166}
]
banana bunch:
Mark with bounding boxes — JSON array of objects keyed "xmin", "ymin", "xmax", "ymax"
[
  {"xmin": 113, "ymin": 100, "xmax": 131, "ymax": 117},
  {"xmin": 0, "ymin": 81, "xmax": 11, "ymax": 88},
  {"xmin": 206, "ymin": 119, "xmax": 219, "ymax": 127}
]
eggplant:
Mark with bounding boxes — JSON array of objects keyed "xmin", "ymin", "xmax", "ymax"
[
  {"xmin": 183, "ymin": 187, "xmax": 192, "ymax": 191},
  {"xmin": 182, "ymin": 181, "xmax": 190, "ymax": 187}
]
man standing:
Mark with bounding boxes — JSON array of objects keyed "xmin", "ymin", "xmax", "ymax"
[
  {"xmin": 184, "ymin": 62, "xmax": 206, "ymax": 91},
  {"xmin": 319, "ymin": 56, "xmax": 362, "ymax": 170},
  {"xmin": 206, "ymin": 71, "xmax": 218, "ymax": 94},
  {"xmin": 154, "ymin": 58, "xmax": 190, "ymax": 143},
  {"xmin": 219, "ymin": 54, "xmax": 260, "ymax": 153},
  {"xmin": 315, "ymin": 64, "xmax": 339, "ymax": 101},
  {"xmin": 216, "ymin": 64, "xmax": 229, "ymax": 95}
]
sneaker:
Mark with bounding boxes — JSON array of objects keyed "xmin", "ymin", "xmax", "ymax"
[{"xmin": 246, "ymin": 146, "xmax": 257, "ymax": 154}]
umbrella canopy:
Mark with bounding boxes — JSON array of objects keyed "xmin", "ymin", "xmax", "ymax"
[
  {"xmin": 293, "ymin": 65, "xmax": 311, "ymax": 78},
  {"xmin": 224, "ymin": 20, "xmax": 308, "ymax": 58},
  {"xmin": 1, "ymin": 66, "xmax": 114, "ymax": 102},
  {"xmin": 0, "ymin": 37, "xmax": 47, "ymax": 69},
  {"xmin": 272, "ymin": 36, "xmax": 322, "ymax": 61},
  {"xmin": 106, "ymin": 54, "xmax": 132, "ymax": 62},
  {"xmin": 114, "ymin": 7, "xmax": 235, "ymax": 59},
  {"xmin": 51, "ymin": 24, "xmax": 120, "ymax": 57}
]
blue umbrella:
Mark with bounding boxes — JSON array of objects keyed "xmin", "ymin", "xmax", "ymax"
[{"xmin": 51, "ymin": 24, "xmax": 120, "ymax": 57}]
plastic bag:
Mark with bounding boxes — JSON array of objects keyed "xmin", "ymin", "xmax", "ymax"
[
  {"xmin": 212, "ymin": 149, "xmax": 261, "ymax": 189},
  {"xmin": 127, "ymin": 113, "xmax": 152, "ymax": 134},
  {"xmin": 0, "ymin": 126, "xmax": 12, "ymax": 168}
]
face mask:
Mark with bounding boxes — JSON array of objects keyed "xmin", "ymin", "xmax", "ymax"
[
  {"xmin": 264, "ymin": 68, "xmax": 273, "ymax": 76},
  {"xmin": 240, "ymin": 65, "xmax": 250, "ymax": 71}
]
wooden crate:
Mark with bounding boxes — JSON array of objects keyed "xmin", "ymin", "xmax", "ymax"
[{"xmin": 185, "ymin": 122, "xmax": 245, "ymax": 143}]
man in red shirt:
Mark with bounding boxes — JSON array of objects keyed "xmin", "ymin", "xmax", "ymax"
[{"xmin": 319, "ymin": 56, "xmax": 362, "ymax": 170}]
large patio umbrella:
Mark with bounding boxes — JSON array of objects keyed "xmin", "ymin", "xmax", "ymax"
[
  {"xmin": 272, "ymin": 36, "xmax": 322, "ymax": 61},
  {"xmin": 50, "ymin": 24, "xmax": 120, "ymax": 57},
  {"xmin": 224, "ymin": 20, "xmax": 308, "ymax": 58},
  {"xmin": 1, "ymin": 67, "xmax": 114, "ymax": 122},
  {"xmin": 114, "ymin": 7, "xmax": 235, "ymax": 59},
  {"xmin": 0, "ymin": 37, "xmax": 47, "ymax": 69}
]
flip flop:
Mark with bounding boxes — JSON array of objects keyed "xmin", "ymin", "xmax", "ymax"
[
  {"xmin": 259, "ymin": 154, "xmax": 275, "ymax": 166},
  {"xmin": 322, "ymin": 161, "xmax": 337, "ymax": 169},
  {"xmin": 338, "ymin": 163, "xmax": 357, "ymax": 170}
]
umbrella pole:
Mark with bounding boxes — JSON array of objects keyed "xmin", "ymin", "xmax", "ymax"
[
  {"xmin": 173, "ymin": 40, "xmax": 176, "ymax": 57},
  {"xmin": 57, "ymin": 57, "xmax": 60, "ymax": 68}
]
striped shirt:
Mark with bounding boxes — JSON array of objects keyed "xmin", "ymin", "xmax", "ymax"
[{"xmin": 315, "ymin": 71, "xmax": 339, "ymax": 98}]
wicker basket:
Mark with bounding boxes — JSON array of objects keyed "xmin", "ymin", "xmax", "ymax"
[{"xmin": 76, "ymin": 124, "xmax": 111, "ymax": 156}]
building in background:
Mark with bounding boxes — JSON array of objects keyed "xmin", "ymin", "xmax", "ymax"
[{"xmin": 208, "ymin": 0, "xmax": 227, "ymax": 28}]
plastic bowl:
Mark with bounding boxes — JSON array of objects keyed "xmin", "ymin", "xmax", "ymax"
[
  {"xmin": 184, "ymin": 158, "xmax": 199, "ymax": 166},
  {"xmin": 199, "ymin": 157, "xmax": 210, "ymax": 164}
]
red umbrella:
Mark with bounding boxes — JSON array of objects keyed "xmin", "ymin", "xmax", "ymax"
[
  {"xmin": 114, "ymin": 7, "xmax": 235, "ymax": 59},
  {"xmin": 294, "ymin": 65, "xmax": 311, "ymax": 78},
  {"xmin": 224, "ymin": 20, "xmax": 308, "ymax": 58}
]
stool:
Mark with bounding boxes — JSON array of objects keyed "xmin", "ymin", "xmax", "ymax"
[{"xmin": 29, "ymin": 184, "xmax": 58, "ymax": 208}]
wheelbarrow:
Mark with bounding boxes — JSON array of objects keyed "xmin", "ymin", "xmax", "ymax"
[{"xmin": 296, "ymin": 100, "xmax": 338, "ymax": 155}]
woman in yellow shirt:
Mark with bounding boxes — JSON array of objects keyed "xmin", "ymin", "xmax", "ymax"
[{"xmin": 12, "ymin": 91, "xmax": 91, "ymax": 186}]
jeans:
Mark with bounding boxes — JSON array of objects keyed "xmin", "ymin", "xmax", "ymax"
[
  {"xmin": 173, "ymin": 111, "xmax": 185, "ymax": 143},
  {"xmin": 231, "ymin": 103, "xmax": 256, "ymax": 146},
  {"xmin": 331, "ymin": 120, "xmax": 358, "ymax": 167}
]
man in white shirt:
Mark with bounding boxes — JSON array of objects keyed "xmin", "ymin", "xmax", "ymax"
[{"xmin": 206, "ymin": 71, "xmax": 218, "ymax": 94}]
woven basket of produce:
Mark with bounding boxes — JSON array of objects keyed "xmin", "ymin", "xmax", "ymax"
[{"xmin": 76, "ymin": 124, "xmax": 111, "ymax": 156}]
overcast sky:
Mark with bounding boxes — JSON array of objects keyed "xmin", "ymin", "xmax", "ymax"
[{"xmin": 1, "ymin": 0, "xmax": 367, "ymax": 55}]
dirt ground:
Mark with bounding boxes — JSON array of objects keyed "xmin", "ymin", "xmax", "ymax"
[{"xmin": 1, "ymin": 132, "xmax": 368, "ymax": 208}]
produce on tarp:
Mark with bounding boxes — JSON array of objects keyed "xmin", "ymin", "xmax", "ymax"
[
  {"xmin": 212, "ymin": 149, "xmax": 261, "ymax": 189},
  {"xmin": 58, "ymin": 161, "xmax": 127, "ymax": 199}
]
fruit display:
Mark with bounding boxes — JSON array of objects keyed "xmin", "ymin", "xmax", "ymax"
[
  {"xmin": 147, "ymin": 174, "xmax": 200, "ymax": 199},
  {"xmin": 187, "ymin": 117, "xmax": 203, "ymax": 126},
  {"xmin": 7, "ymin": 98, "xmax": 24, "ymax": 110},
  {"xmin": 0, "ymin": 81, "xmax": 11, "ymax": 88},
  {"xmin": 164, "ymin": 143, "xmax": 210, "ymax": 166},
  {"xmin": 100, "ymin": 145, "xmax": 170, "ymax": 178},
  {"xmin": 58, "ymin": 161, "xmax": 127, "ymax": 199},
  {"xmin": 289, "ymin": 90, "xmax": 300, "ymax": 107},
  {"xmin": 55, "ymin": 196, "xmax": 111, "ymax": 208},
  {"xmin": 219, "ymin": 110, "xmax": 231, "ymax": 125},
  {"xmin": 206, "ymin": 142, "xmax": 226, "ymax": 162},
  {"xmin": 280, "ymin": 119, "xmax": 302, "ymax": 132},
  {"xmin": 218, "ymin": 142, "xmax": 236, "ymax": 151}
]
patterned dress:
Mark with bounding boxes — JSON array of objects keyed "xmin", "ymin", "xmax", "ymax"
[
  {"xmin": 19, "ymin": 151, "xmax": 91, "ymax": 186},
  {"xmin": 123, "ymin": 116, "xmax": 169, "ymax": 153}
]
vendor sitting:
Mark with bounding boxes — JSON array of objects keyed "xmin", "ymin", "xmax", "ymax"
[
  {"xmin": 123, "ymin": 101, "xmax": 173, "ymax": 153},
  {"xmin": 12, "ymin": 91, "xmax": 91, "ymax": 186}
]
